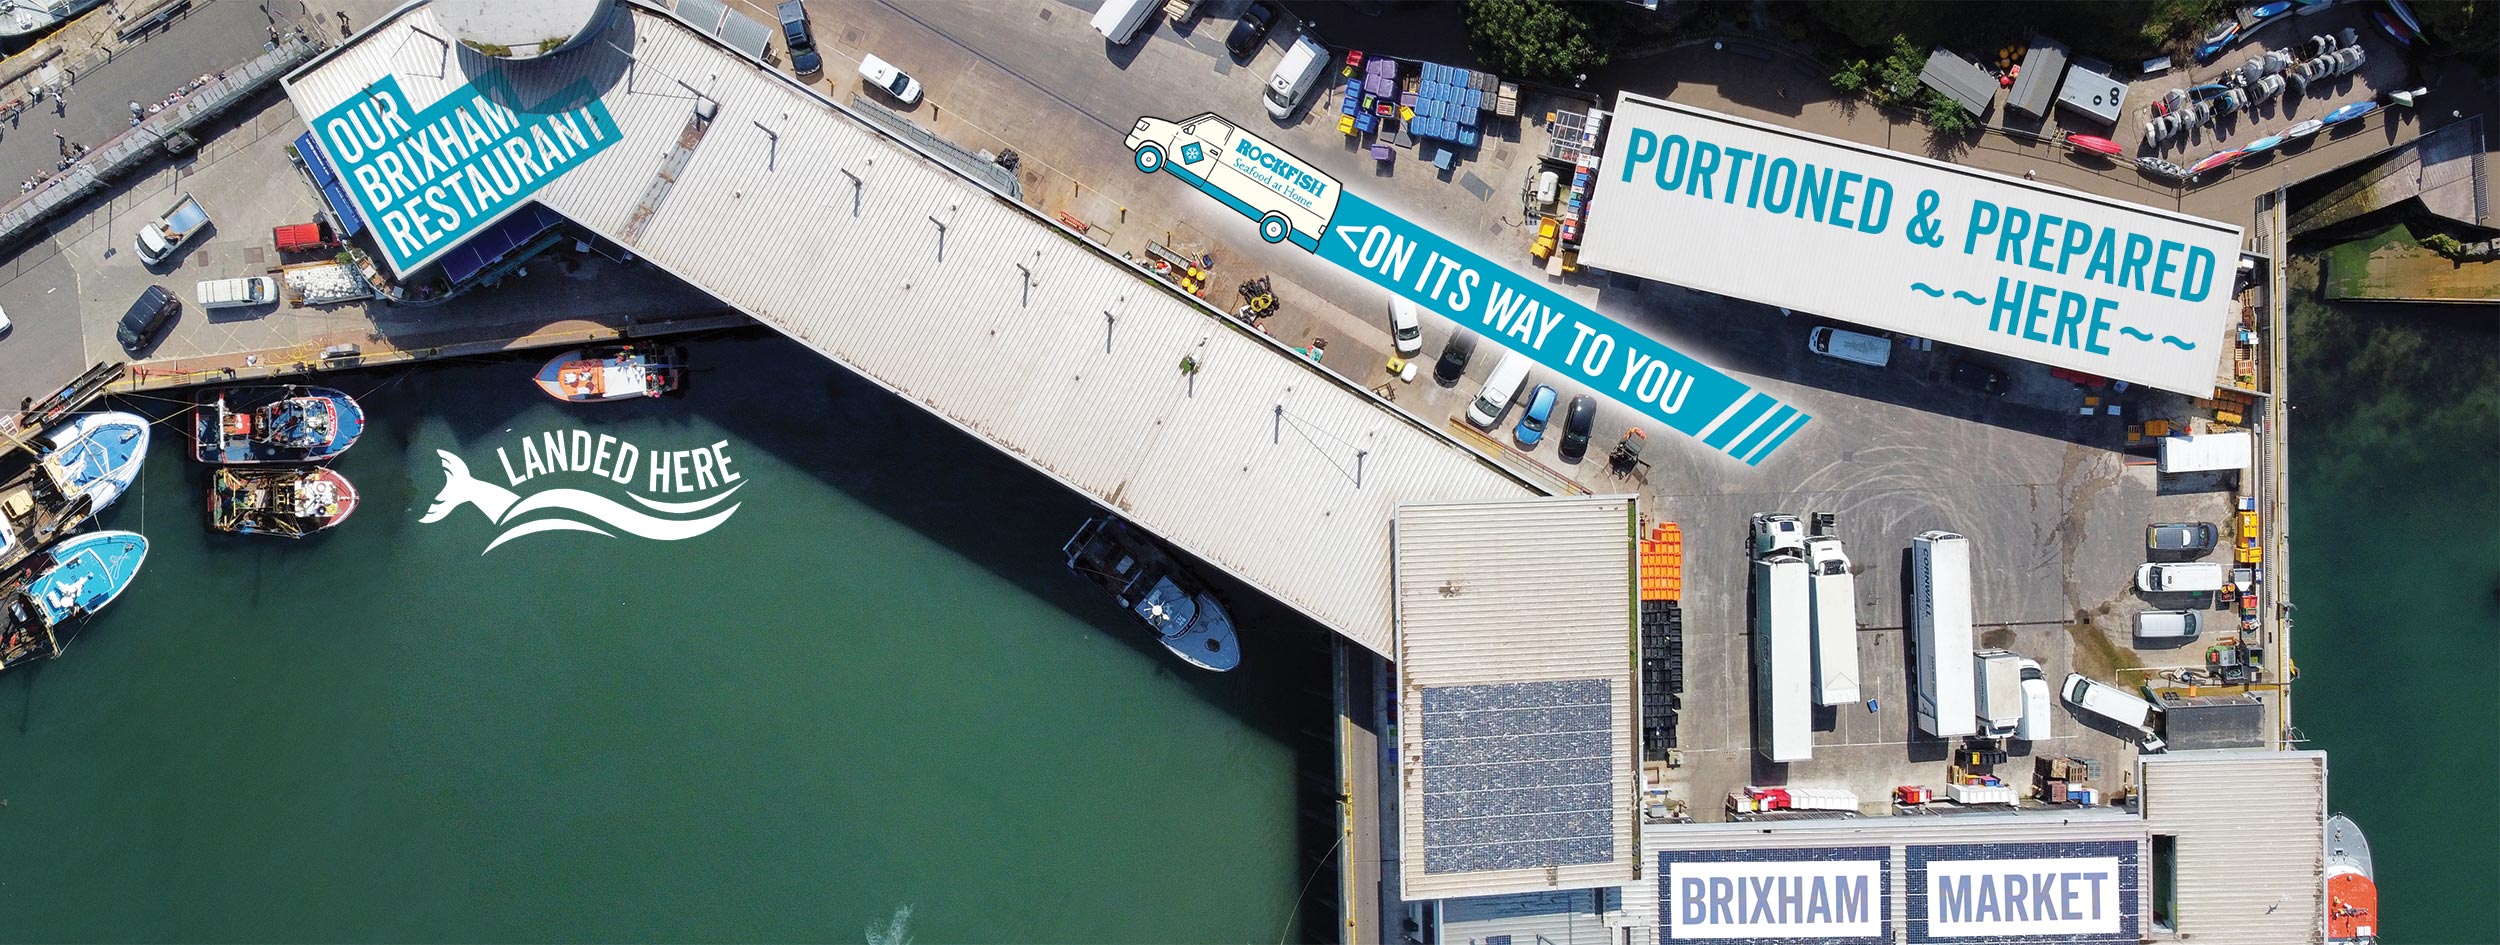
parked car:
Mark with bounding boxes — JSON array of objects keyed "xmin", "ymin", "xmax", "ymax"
[
  {"xmin": 2135, "ymin": 610, "xmax": 2203, "ymax": 640},
  {"xmin": 2147, "ymin": 522, "xmax": 2219, "ymax": 555},
  {"xmin": 0, "ymin": 305, "xmax": 11, "ymax": 338},
  {"xmin": 1555, "ymin": 395, "xmax": 1596, "ymax": 462},
  {"xmin": 1386, "ymin": 296, "xmax": 1423, "ymax": 356},
  {"xmin": 859, "ymin": 54, "xmax": 923, "ymax": 105},
  {"xmin": 1949, "ymin": 359, "xmax": 2007, "ymax": 395},
  {"xmin": 777, "ymin": 1, "xmax": 821, "ymax": 75},
  {"xmin": 1513, "ymin": 385, "xmax": 1558, "ymax": 447},
  {"xmin": 1433, "ymin": 331, "xmax": 1477, "ymax": 386},
  {"xmin": 117, "ymin": 285, "xmax": 179, "ymax": 352},
  {"xmin": 1225, "ymin": 2, "xmax": 1276, "ymax": 60},
  {"xmin": 1263, "ymin": 32, "xmax": 1327, "ymax": 119}
]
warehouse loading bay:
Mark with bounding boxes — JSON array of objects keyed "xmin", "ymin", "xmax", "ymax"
[{"xmin": 1633, "ymin": 353, "xmax": 2245, "ymax": 821}]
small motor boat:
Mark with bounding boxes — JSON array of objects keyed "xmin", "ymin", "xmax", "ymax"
[
  {"xmin": 2241, "ymin": 135, "xmax": 2286, "ymax": 156},
  {"xmin": 2321, "ymin": 100, "xmax": 2377, "ymax": 126},
  {"xmin": 2283, "ymin": 118, "xmax": 2325, "ymax": 139}
]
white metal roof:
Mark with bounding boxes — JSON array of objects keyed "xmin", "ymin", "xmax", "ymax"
[
  {"xmin": 280, "ymin": 1, "xmax": 1538, "ymax": 657},
  {"xmin": 1577, "ymin": 94, "xmax": 2244, "ymax": 395},
  {"xmin": 1392, "ymin": 496, "xmax": 1640, "ymax": 901},
  {"xmin": 2140, "ymin": 750, "xmax": 2329, "ymax": 945}
]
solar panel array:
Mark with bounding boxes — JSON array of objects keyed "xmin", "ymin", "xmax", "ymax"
[{"xmin": 1419, "ymin": 679, "xmax": 1615, "ymax": 874}]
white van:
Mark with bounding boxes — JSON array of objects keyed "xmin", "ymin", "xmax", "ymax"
[
  {"xmin": 196, "ymin": 276, "xmax": 278, "ymax": 309},
  {"xmin": 2015, "ymin": 658, "xmax": 2052, "ymax": 742},
  {"xmin": 1091, "ymin": 0, "xmax": 1157, "ymax": 44},
  {"xmin": 1263, "ymin": 33, "xmax": 1328, "ymax": 119},
  {"xmin": 1808, "ymin": 326, "xmax": 1892, "ymax": 367},
  {"xmin": 2062, "ymin": 673, "xmax": 2155, "ymax": 730},
  {"xmin": 1465, "ymin": 349, "xmax": 1533, "ymax": 428},
  {"xmin": 1387, "ymin": 296, "xmax": 1424, "ymax": 356},
  {"xmin": 2135, "ymin": 610, "xmax": 2202, "ymax": 639},
  {"xmin": 2136, "ymin": 562, "xmax": 2226, "ymax": 593}
]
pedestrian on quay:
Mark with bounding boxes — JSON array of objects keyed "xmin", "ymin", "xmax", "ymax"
[{"xmin": 53, "ymin": 127, "xmax": 65, "ymax": 156}]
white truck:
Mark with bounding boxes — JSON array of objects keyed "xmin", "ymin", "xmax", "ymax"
[
  {"xmin": 1910, "ymin": 531, "xmax": 1977, "ymax": 738},
  {"xmin": 1754, "ymin": 553, "xmax": 1813, "ymax": 763},
  {"xmin": 136, "ymin": 193, "xmax": 209, "ymax": 266},
  {"xmin": 1804, "ymin": 536, "xmax": 1860, "ymax": 706},
  {"xmin": 1973, "ymin": 649, "xmax": 2025, "ymax": 740}
]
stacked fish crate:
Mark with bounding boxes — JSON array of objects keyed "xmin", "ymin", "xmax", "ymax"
[{"xmin": 1400, "ymin": 61, "xmax": 1494, "ymax": 149}]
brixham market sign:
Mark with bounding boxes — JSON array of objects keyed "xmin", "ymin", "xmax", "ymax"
[{"xmin": 309, "ymin": 74, "xmax": 619, "ymax": 273}]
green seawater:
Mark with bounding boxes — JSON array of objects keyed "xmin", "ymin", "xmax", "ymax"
[
  {"xmin": 0, "ymin": 333, "xmax": 1330, "ymax": 942},
  {"xmin": 2287, "ymin": 258, "xmax": 2500, "ymax": 944}
]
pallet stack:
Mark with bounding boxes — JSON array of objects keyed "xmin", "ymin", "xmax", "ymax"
[{"xmin": 1640, "ymin": 598, "xmax": 1683, "ymax": 761}]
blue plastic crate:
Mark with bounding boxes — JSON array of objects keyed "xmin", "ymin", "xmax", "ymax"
[
  {"xmin": 1454, "ymin": 67, "xmax": 1471, "ymax": 86},
  {"xmin": 1356, "ymin": 111, "xmax": 1376, "ymax": 133},
  {"xmin": 1458, "ymin": 107, "xmax": 1476, "ymax": 128},
  {"xmin": 1461, "ymin": 127, "xmax": 1479, "ymax": 147}
]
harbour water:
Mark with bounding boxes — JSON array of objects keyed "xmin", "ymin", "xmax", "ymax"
[
  {"xmin": 0, "ymin": 333, "xmax": 1329, "ymax": 941},
  {"xmin": 2287, "ymin": 257, "xmax": 2500, "ymax": 944}
]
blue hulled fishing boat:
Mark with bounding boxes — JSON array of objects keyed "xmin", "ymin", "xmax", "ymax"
[
  {"xmin": 0, "ymin": 411, "xmax": 148, "ymax": 573},
  {"xmin": 1062, "ymin": 517, "xmax": 1241, "ymax": 672},
  {"xmin": 0, "ymin": 530, "xmax": 148, "ymax": 673},
  {"xmin": 191, "ymin": 386, "xmax": 365, "ymax": 464}
]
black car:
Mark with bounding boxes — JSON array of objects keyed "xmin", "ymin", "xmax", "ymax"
[
  {"xmin": 1555, "ymin": 395, "xmax": 1597, "ymax": 462},
  {"xmin": 1433, "ymin": 331, "xmax": 1478, "ymax": 386},
  {"xmin": 117, "ymin": 284, "xmax": 178, "ymax": 352},
  {"xmin": 1225, "ymin": 2, "xmax": 1277, "ymax": 61},
  {"xmin": 1948, "ymin": 360, "xmax": 2007, "ymax": 396},
  {"xmin": 778, "ymin": 0, "xmax": 822, "ymax": 75}
]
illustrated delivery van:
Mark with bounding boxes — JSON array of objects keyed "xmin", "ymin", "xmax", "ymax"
[{"xmin": 1126, "ymin": 113, "xmax": 1341, "ymax": 250}]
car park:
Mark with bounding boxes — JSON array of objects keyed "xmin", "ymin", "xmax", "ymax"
[
  {"xmin": 1386, "ymin": 297, "xmax": 1423, "ymax": 356},
  {"xmin": 1433, "ymin": 332, "xmax": 1477, "ymax": 386},
  {"xmin": 1262, "ymin": 32, "xmax": 1327, "ymax": 119},
  {"xmin": 1949, "ymin": 359, "xmax": 2007, "ymax": 396},
  {"xmin": 1555, "ymin": 395, "xmax": 1596, "ymax": 462},
  {"xmin": 117, "ymin": 285, "xmax": 179, "ymax": 352},
  {"xmin": 2135, "ymin": 610, "xmax": 2203, "ymax": 640},
  {"xmin": 2147, "ymin": 522, "xmax": 2219, "ymax": 555},
  {"xmin": 1513, "ymin": 385, "xmax": 1557, "ymax": 448},
  {"xmin": 859, "ymin": 54, "xmax": 923, "ymax": 105},
  {"xmin": 1225, "ymin": 2, "xmax": 1276, "ymax": 61},
  {"xmin": 777, "ymin": 1, "xmax": 821, "ymax": 76}
]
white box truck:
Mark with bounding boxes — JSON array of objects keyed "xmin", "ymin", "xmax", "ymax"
[
  {"xmin": 1911, "ymin": 531, "xmax": 1977, "ymax": 738},
  {"xmin": 1126, "ymin": 112, "xmax": 1341, "ymax": 250},
  {"xmin": 1754, "ymin": 553, "xmax": 1813, "ymax": 763},
  {"xmin": 1974, "ymin": 649, "xmax": 2025, "ymax": 740},
  {"xmin": 1804, "ymin": 536, "xmax": 1860, "ymax": 706}
]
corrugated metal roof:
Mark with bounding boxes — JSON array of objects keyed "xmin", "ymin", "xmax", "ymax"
[
  {"xmin": 2141, "ymin": 751, "xmax": 2329, "ymax": 944},
  {"xmin": 280, "ymin": 2, "xmax": 1539, "ymax": 658},
  {"xmin": 1919, "ymin": 49, "xmax": 1997, "ymax": 116},
  {"xmin": 2006, "ymin": 35, "xmax": 2070, "ymax": 118},
  {"xmin": 1392, "ymin": 497, "xmax": 1639, "ymax": 900}
]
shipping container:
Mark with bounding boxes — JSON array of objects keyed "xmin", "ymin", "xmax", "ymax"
[{"xmin": 1911, "ymin": 531, "xmax": 1977, "ymax": 737}]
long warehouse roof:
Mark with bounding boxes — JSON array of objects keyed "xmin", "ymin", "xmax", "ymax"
[{"xmin": 280, "ymin": 0, "xmax": 1539, "ymax": 656}]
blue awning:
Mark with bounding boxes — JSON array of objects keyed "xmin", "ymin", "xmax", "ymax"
[
  {"xmin": 439, "ymin": 202, "xmax": 570, "ymax": 285},
  {"xmin": 295, "ymin": 131, "xmax": 367, "ymax": 237}
]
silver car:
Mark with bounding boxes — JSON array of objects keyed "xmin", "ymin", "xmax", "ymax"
[{"xmin": 2146, "ymin": 521, "xmax": 2218, "ymax": 554}]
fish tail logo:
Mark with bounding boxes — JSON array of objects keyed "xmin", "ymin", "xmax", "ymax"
[{"xmin": 420, "ymin": 440, "xmax": 744, "ymax": 554}]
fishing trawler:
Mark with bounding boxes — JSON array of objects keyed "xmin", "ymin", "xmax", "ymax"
[
  {"xmin": 0, "ymin": 411, "xmax": 149, "ymax": 573},
  {"xmin": 209, "ymin": 467, "xmax": 358, "ymax": 538},
  {"xmin": 533, "ymin": 345, "xmax": 685, "ymax": 402},
  {"xmin": 0, "ymin": 0, "xmax": 108, "ymax": 39},
  {"xmin": 2327, "ymin": 813, "xmax": 2379, "ymax": 943},
  {"xmin": 192, "ymin": 386, "xmax": 366, "ymax": 464},
  {"xmin": 1062, "ymin": 517, "xmax": 1240, "ymax": 672},
  {"xmin": 0, "ymin": 530, "xmax": 147, "ymax": 674}
]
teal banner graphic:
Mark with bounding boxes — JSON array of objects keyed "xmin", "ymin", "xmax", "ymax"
[
  {"xmin": 1124, "ymin": 112, "xmax": 1806, "ymax": 465},
  {"xmin": 310, "ymin": 75, "xmax": 620, "ymax": 273}
]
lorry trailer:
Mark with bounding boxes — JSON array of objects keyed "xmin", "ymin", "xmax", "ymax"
[
  {"xmin": 1754, "ymin": 553, "xmax": 1813, "ymax": 763},
  {"xmin": 1804, "ymin": 536, "xmax": 1860, "ymax": 705},
  {"xmin": 1911, "ymin": 531, "xmax": 1978, "ymax": 738}
]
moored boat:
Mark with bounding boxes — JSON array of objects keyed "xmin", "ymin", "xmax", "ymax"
[
  {"xmin": 2326, "ymin": 813, "xmax": 2378, "ymax": 943},
  {"xmin": 0, "ymin": 530, "xmax": 148, "ymax": 674},
  {"xmin": 209, "ymin": 466, "xmax": 359, "ymax": 538},
  {"xmin": 1062, "ymin": 517, "xmax": 1241, "ymax": 671},
  {"xmin": 0, "ymin": 0, "xmax": 109, "ymax": 39},
  {"xmin": 192, "ymin": 386, "xmax": 365, "ymax": 464},
  {"xmin": 534, "ymin": 345, "xmax": 685, "ymax": 402},
  {"xmin": 0, "ymin": 411, "xmax": 147, "ymax": 573}
]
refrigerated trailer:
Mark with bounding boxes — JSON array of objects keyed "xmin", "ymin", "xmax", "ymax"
[
  {"xmin": 1804, "ymin": 536, "xmax": 1860, "ymax": 706},
  {"xmin": 1755, "ymin": 553, "xmax": 1813, "ymax": 762},
  {"xmin": 1911, "ymin": 531, "xmax": 1977, "ymax": 738}
]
